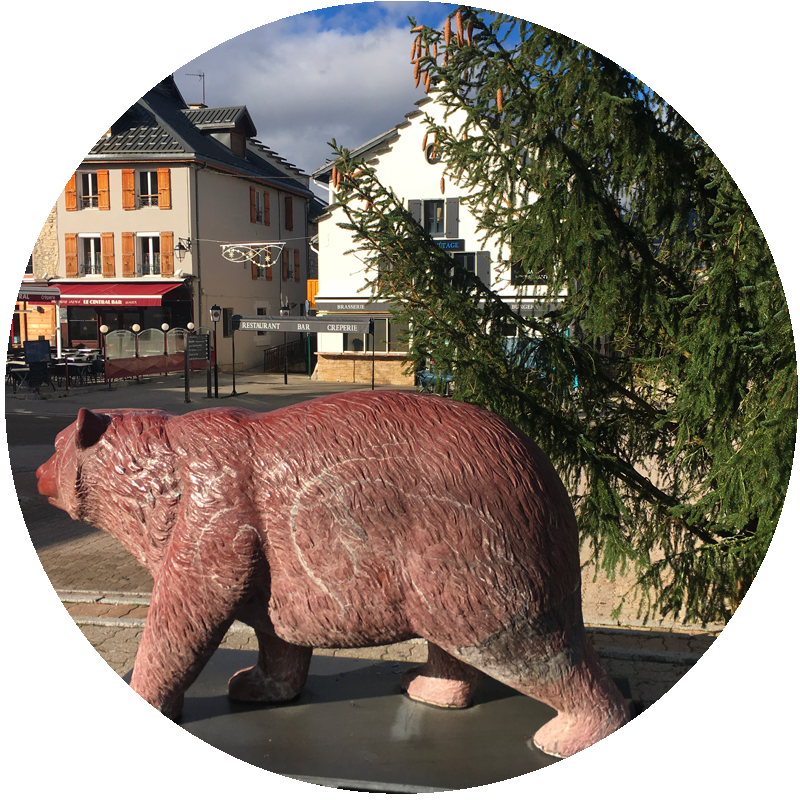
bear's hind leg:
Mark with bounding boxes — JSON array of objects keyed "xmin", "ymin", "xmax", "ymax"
[
  {"xmin": 451, "ymin": 590, "xmax": 629, "ymax": 757},
  {"xmin": 401, "ymin": 642, "xmax": 483, "ymax": 709},
  {"xmin": 228, "ymin": 629, "xmax": 312, "ymax": 703}
]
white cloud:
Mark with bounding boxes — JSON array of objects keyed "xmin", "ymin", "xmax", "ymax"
[{"xmin": 171, "ymin": 3, "xmax": 456, "ymax": 174}]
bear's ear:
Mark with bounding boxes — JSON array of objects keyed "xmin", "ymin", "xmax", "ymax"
[{"xmin": 75, "ymin": 409, "xmax": 112, "ymax": 450}]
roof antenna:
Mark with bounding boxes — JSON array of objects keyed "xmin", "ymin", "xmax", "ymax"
[{"xmin": 185, "ymin": 71, "xmax": 205, "ymax": 106}]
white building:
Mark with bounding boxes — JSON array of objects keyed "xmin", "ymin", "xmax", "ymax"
[{"xmin": 311, "ymin": 97, "xmax": 559, "ymax": 385}]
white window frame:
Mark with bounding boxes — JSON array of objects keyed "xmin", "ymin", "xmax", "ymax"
[
  {"xmin": 136, "ymin": 232, "xmax": 161, "ymax": 276},
  {"xmin": 139, "ymin": 171, "xmax": 159, "ymax": 208},
  {"xmin": 254, "ymin": 190, "xmax": 264, "ymax": 224},
  {"xmin": 80, "ymin": 171, "xmax": 99, "ymax": 209},
  {"xmin": 78, "ymin": 233, "xmax": 103, "ymax": 275}
]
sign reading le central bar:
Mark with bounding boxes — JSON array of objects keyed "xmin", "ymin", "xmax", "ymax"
[{"xmin": 232, "ymin": 315, "xmax": 373, "ymax": 334}]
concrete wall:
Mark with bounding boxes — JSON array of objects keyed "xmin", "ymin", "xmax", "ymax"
[{"xmin": 193, "ymin": 167, "xmax": 310, "ymax": 371}]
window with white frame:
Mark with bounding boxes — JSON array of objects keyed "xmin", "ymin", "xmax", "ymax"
[
  {"xmin": 253, "ymin": 252, "xmax": 268, "ymax": 280},
  {"xmin": 254, "ymin": 191, "xmax": 264, "ymax": 223},
  {"xmin": 80, "ymin": 172, "xmax": 99, "ymax": 209},
  {"xmin": 138, "ymin": 234, "xmax": 161, "ymax": 275},
  {"xmin": 80, "ymin": 235, "xmax": 103, "ymax": 275},
  {"xmin": 139, "ymin": 171, "xmax": 159, "ymax": 207},
  {"xmin": 423, "ymin": 200, "xmax": 444, "ymax": 236}
]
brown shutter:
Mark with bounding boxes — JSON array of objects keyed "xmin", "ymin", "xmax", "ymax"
[
  {"xmin": 97, "ymin": 170, "xmax": 110, "ymax": 210},
  {"xmin": 157, "ymin": 168, "xmax": 171, "ymax": 209},
  {"xmin": 250, "ymin": 187, "xmax": 257, "ymax": 223},
  {"xmin": 101, "ymin": 233, "xmax": 115, "ymax": 277},
  {"xmin": 122, "ymin": 232, "xmax": 135, "ymax": 277},
  {"xmin": 265, "ymin": 253, "xmax": 273, "ymax": 281},
  {"xmin": 294, "ymin": 249, "xmax": 301, "ymax": 282},
  {"xmin": 65, "ymin": 174, "xmax": 77, "ymax": 211},
  {"xmin": 160, "ymin": 231, "xmax": 174, "ymax": 276},
  {"xmin": 64, "ymin": 233, "xmax": 78, "ymax": 276},
  {"xmin": 284, "ymin": 196, "xmax": 293, "ymax": 230},
  {"xmin": 122, "ymin": 169, "xmax": 136, "ymax": 210},
  {"xmin": 282, "ymin": 249, "xmax": 289, "ymax": 281},
  {"xmin": 252, "ymin": 259, "xmax": 259, "ymax": 280},
  {"xmin": 264, "ymin": 191, "xmax": 270, "ymax": 225}
]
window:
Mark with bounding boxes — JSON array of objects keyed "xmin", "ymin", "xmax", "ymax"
[
  {"xmin": 424, "ymin": 200, "xmax": 444, "ymax": 236},
  {"xmin": 451, "ymin": 251, "xmax": 492, "ymax": 289},
  {"xmin": 344, "ymin": 317, "xmax": 409, "ymax": 353},
  {"xmin": 284, "ymin": 195, "xmax": 294, "ymax": 231},
  {"xmin": 80, "ymin": 172, "xmax": 99, "ymax": 209},
  {"xmin": 139, "ymin": 235, "xmax": 161, "ymax": 275},
  {"xmin": 252, "ymin": 251, "xmax": 270, "ymax": 280},
  {"xmin": 410, "ymin": 197, "xmax": 459, "ymax": 238},
  {"xmin": 425, "ymin": 144, "xmax": 440, "ymax": 164},
  {"xmin": 80, "ymin": 236, "xmax": 102, "ymax": 275},
  {"xmin": 139, "ymin": 171, "xmax": 159, "ymax": 207}
]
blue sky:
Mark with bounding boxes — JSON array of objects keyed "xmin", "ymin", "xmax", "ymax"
[{"xmin": 173, "ymin": 3, "xmax": 457, "ymax": 180}]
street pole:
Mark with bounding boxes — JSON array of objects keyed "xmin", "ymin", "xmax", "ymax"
[{"xmin": 213, "ymin": 323, "xmax": 219, "ymax": 398}]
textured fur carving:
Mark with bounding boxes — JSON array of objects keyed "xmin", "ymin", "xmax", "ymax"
[{"xmin": 37, "ymin": 391, "xmax": 628, "ymax": 757}]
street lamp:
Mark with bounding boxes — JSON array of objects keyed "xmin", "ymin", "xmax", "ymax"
[
  {"xmin": 162, "ymin": 322, "xmax": 170, "ymax": 376},
  {"xmin": 210, "ymin": 304, "xmax": 221, "ymax": 398},
  {"xmin": 99, "ymin": 324, "xmax": 109, "ymax": 389}
]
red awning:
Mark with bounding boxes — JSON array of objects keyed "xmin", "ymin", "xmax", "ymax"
[{"xmin": 54, "ymin": 282, "xmax": 184, "ymax": 307}]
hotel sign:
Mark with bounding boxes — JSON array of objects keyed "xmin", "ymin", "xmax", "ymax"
[{"xmin": 436, "ymin": 239, "xmax": 465, "ymax": 251}]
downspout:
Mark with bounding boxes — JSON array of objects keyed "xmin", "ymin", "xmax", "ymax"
[{"xmin": 192, "ymin": 163, "xmax": 204, "ymax": 327}]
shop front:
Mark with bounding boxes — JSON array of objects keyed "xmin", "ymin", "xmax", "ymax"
[{"xmin": 52, "ymin": 281, "xmax": 193, "ymax": 348}]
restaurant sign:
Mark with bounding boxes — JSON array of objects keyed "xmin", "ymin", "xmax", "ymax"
[{"xmin": 233, "ymin": 315, "xmax": 373, "ymax": 334}]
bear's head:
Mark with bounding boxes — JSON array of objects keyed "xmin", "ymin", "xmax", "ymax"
[{"xmin": 37, "ymin": 408, "xmax": 112, "ymax": 519}]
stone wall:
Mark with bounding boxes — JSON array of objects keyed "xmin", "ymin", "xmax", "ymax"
[
  {"xmin": 316, "ymin": 352, "xmax": 415, "ymax": 386},
  {"xmin": 31, "ymin": 204, "xmax": 59, "ymax": 279}
]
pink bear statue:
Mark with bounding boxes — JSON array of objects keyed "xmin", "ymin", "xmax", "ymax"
[{"xmin": 37, "ymin": 390, "xmax": 629, "ymax": 757}]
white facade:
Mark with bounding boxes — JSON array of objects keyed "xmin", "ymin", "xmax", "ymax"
[{"xmin": 312, "ymin": 98, "xmax": 557, "ymax": 385}]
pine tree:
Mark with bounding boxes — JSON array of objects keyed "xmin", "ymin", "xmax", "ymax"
[{"xmin": 327, "ymin": 7, "xmax": 796, "ymax": 624}]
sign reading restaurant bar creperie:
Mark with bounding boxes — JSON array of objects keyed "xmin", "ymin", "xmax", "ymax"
[{"xmin": 232, "ymin": 315, "xmax": 373, "ymax": 334}]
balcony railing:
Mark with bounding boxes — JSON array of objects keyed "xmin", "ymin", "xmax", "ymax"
[
  {"xmin": 139, "ymin": 255, "xmax": 161, "ymax": 276},
  {"xmin": 80, "ymin": 262, "xmax": 102, "ymax": 275},
  {"xmin": 140, "ymin": 195, "xmax": 158, "ymax": 207},
  {"xmin": 80, "ymin": 195, "xmax": 99, "ymax": 209}
]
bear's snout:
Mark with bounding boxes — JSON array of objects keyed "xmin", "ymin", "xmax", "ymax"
[{"xmin": 36, "ymin": 457, "xmax": 58, "ymax": 501}]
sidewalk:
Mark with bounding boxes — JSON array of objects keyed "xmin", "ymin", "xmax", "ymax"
[{"xmin": 7, "ymin": 368, "xmax": 721, "ymax": 710}]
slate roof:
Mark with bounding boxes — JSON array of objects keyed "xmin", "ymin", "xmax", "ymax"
[
  {"xmin": 87, "ymin": 77, "xmax": 313, "ymax": 198},
  {"xmin": 312, "ymin": 98, "xmax": 431, "ymax": 182}
]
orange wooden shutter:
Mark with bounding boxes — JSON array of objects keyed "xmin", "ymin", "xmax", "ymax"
[
  {"xmin": 307, "ymin": 279, "xmax": 318, "ymax": 308},
  {"xmin": 252, "ymin": 259, "xmax": 259, "ymax": 280},
  {"xmin": 101, "ymin": 233, "xmax": 115, "ymax": 277},
  {"xmin": 65, "ymin": 174, "xmax": 77, "ymax": 211},
  {"xmin": 122, "ymin": 169, "xmax": 136, "ymax": 210},
  {"xmin": 284, "ymin": 196, "xmax": 293, "ymax": 230},
  {"xmin": 157, "ymin": 168, "xmax": 171, "ymax": 209},
  {"xmin": 294, "ymin": 249, "xmax": 301, "ymax": 282},
  {"xmin": 264, "ymin": 191, "xmax": 270, "ymax": 225},
  {"xmin": 64, "ymin": 233, "xmax": 78, "ymax": 276},
  {"xmin": 160, "ymin": 232, "xmax": 174, "ymax": 276},
  {"xmin": 97, "ymin": 170, "xmax": 110, "ymax": 210},
  {"xmin": 122, "ymin": 232, "xmax": 135, "ymax": 277},
  {"xmin": 250, "ymin": 187, "xmax": 257, "ymax": 223},
  {"xmin": 282, "ymin": 249, "xmax": 289, "ymax": 281}
]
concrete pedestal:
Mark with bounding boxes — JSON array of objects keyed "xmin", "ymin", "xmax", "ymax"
[{"xmin": 140, "ymin": 650, "xmax": 569, "ymax": 791}]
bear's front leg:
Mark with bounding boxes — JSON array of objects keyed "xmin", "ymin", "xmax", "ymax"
[
  {"xmin": 130, "ymin": 519, "xmax": 265, "ymax": 718},
  {"xmin": 228, "ymin": 629, "xmax": 312, "ymax": 703}
]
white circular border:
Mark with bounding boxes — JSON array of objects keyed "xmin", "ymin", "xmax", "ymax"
[{"xmin": 2, "ymin": 2, "xmax": 795, "ymax": 798}]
